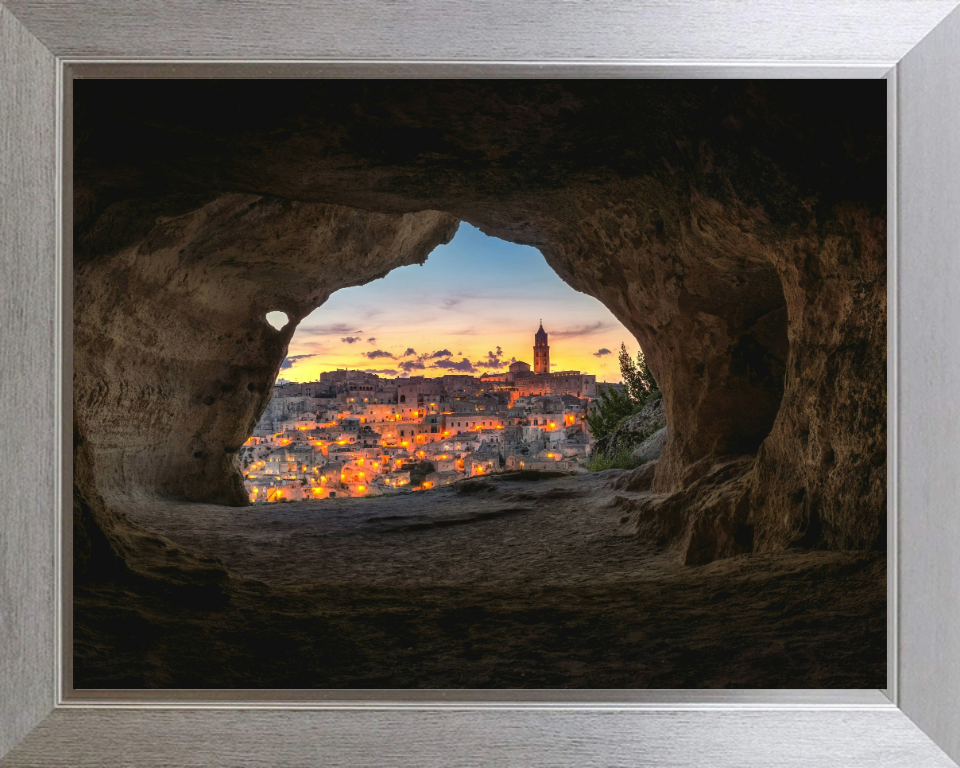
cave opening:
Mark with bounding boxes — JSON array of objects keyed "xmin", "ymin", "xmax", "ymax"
[
  {"xmin": 242, "ymin": 222, "xmax": 650, "ymax": 504},
  {"xmin": 238, "ymin": 220, "xmax": 791, "ymax": 507}
]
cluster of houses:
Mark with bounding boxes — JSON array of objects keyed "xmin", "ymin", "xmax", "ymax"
[{"xmin": 239, "ymin": 323, "xmax": 617, "ymax": 503}]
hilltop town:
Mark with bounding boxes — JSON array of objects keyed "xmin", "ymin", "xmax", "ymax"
[{"xmin": 240, "ymin": 323, "xmax": 618, "ymax": 502}]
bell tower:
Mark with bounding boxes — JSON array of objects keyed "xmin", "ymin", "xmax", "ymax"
[{"xmin": 533, "ymin": 321, "xmax": 550, "ymax": 375}]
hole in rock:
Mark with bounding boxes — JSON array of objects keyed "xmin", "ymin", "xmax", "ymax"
[
  {"xmin": 243, "ymin": 224, "xmax": 647, "ymax": 502},
  {"xmin": 265, "ymin": 311, "xmax": 289, "ymax": 331}
]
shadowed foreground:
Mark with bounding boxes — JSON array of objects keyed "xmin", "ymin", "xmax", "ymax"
[{"xmin": 74, "ymin": 472, "xmax": 885, "ymax": 689}]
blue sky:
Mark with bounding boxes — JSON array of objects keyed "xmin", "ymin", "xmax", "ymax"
[{"xmin": 281, "ymin": 223, "xmax": 637, "ymax": 381}]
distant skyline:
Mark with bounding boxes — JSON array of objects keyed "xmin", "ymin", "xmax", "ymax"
[{"xmin": 280, "ymin": 224, "xmax": 638, "ymax": 382}]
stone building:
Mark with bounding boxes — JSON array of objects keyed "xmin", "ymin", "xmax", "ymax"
[
  {"xmin": 514, "ymin": 370, "xmax": 596, "ymax": 398},
  {"xmin": 397, "ymin": 379, "xmax": 442, "ymax": 407},
  {"xmin": 244, "ymin": 319, "xmax": 604, "ymax": 503},
  {"xmin": 440, "ymin": 374, "xmax": 478, "ymax": 392},
  {"xmin": 533, "ymin": 321, "xmax": 550, "ymax": 374}
]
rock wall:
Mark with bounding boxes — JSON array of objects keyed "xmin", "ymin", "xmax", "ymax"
[
  {"xmin": 751, "ymin": 206, "xmax": 887, "ymax": 552},
  {"xmin": 633, "ymin": 429, "xmax": 668, "ymax": 466},
  {"xmin": 593, "ymin": 397, "xmax": 666, "ymax": 459},
  {"xmin": 74, "ymin": 194, "xmax": 458, "ymax": 510},
  {"xmin": 73, "ymin": 80, "xmax": 886, "ymax": 565}
]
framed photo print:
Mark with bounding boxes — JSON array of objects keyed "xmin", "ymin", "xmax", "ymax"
[{"xmin": 2, "ymin": 1, "xmax": 960, "ymax": 765}]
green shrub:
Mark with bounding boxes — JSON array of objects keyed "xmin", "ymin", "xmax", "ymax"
[
  {"xmin": 585, "ymin": 447, "xmax": 643, "ymax": 472},
  {"xmin": 409, "ymin": 461, "xmax": 436, "ymax": 487},
  {"xmin": 585, "ymin": 386, "xmax": 641, "ymax": 443}
]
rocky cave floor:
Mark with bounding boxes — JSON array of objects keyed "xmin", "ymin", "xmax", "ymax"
[{"xmin": 74, "ymin": 470, "xmax": 886, "ymax": 689}]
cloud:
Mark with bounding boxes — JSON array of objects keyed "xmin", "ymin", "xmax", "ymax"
[
  {"xmin": 477, "ymin": 346, "xmax": 507, "ymax": 368},
  {"xmin": 551, "ymin": 321, "xmax": 611, "ymax": 339},
  {"xmin": 341, "ymin": 336, "xmax": 362, "ymax": 344},
  {"xmin": 305, "ymin": 323, "xmax": 361, "ymax": 336},
  {"xmin": 367, "ymin": 337, "xmax": 377, "ymax": 344},
  {"xmin": 279, "ymin": 354, "xmax": 317, "ymax": 370},
  {"xmin": 440, "ymin": 298, "xmax": 463, "ymax": 310},
  {"xmin": 391, "ymin": 349, "xmax": 453, "ymax": 373},
  {"xmin": 364, "ymin": 368, "xmax": 397, "ymax": 376},
  {"xmin": 364, "ymin": 350, "xmax": 396, "ymax": 360},
  {"xmin": 433, "ymin": 358, "xmax": 476, "ymax": 373},
  {"xmin": 593, "ymin": 348, "xmax": 612, "ymax": 357}
]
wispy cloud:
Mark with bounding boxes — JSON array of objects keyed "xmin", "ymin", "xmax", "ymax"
[
  {"xmin": 403, "ymin": 348, "xmax": 417, "ymax": 357},
  {"xmin": 440, "ymin": 298, "xmax": 463, "ymax": 310},
  {"xmin": 367, "ymin": 337, "xmax": 377, "ymax": 344},
  {"xmin": 280, "ymin": 354, "xmax": 317, "ymax": 370},
  {"xmin": 364, "ymin": 350, "xmax": 396, "ymax": 360},
  {"xmin": 551, "ymin": 321, "xmax": 611, "ymax": 340},
  {"xmin": 305, "ymin": 323, "xmax": 362, "ymax": 336},
  {"xmin": 283, "ymin": 339, "xmax": 331, "ymax": 355},
  {"xmin": 593, "ymin": 347, "xmax": 612, "ymax": 357},
  {"xmin": 341, "ymin": 336, "xmax": 362, "ymax": 344}
]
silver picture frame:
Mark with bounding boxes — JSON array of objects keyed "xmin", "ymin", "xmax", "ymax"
[{"xmin": 2, "ymin": 1, "xmax": 960, "ymax": 764}]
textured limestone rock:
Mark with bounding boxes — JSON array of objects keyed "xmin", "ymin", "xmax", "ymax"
[
  {"xmin": 74, "ymin": 420, "xmax": 232, "ymax": 591},
  {"xmin": 75, "ymin": 195, "xmax": 457, "ymax": 508},
  {"xmin": 593, "ymin": 397, "xmax": 666, "ymax": 458},
  {"xmin": 612, "ymin": 456, "xmax": 757, "ymax": 565},
  {"xmin": 610, "ymin": 461, "xmax": 659, "ymax": 494},
  {"xmin": 75, "ymin": 471, "xmax": 886, "ymax": 688},
  {"xmin": 73, "ymin": 80, "xmax": 886, "ymax": 565},
  {"xmin": 632, "ymin": 427, "xmax": 668, "ymax": 465},
  {"xmin": 626, "ymin": 399, "xmax": 667, "ymax": 441}
]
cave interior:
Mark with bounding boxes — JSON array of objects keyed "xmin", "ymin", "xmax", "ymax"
[{"xmin": 71, "ymin": 80, "xmax": 887, "ymax": 689}]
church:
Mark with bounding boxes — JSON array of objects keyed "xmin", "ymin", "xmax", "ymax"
[
  {"xmin": 485, "ymin": 322, "xmax": 597, "ymax": 399},
  {"xmin": 533, "ymin": 321, "xmax": 550, "ymax": 374}
]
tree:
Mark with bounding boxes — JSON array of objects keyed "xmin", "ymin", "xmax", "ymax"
[
  {"xmin": 618, "ymin": 343, "xmax": 660, "ymax": 405},
  {"xmin": 585, "ymin": 385, "xmax": 638, "ymax": 443},
  {"xmin": 586, "ymin": 344, "xmax": 662, "ymax": 445},
  {"xmin": 409, "ymin": 461, "xmax": 436, "ymax": 488}
]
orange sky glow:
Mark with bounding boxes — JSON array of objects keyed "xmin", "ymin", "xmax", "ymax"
[{"xmin": 280, "ymin": 224, "xmax": 639, "ymax": 383}]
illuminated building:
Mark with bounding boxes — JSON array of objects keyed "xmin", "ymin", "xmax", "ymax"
[{"xmin": 533, "ymin": 321, "xmax": 550, "ymax": 374}]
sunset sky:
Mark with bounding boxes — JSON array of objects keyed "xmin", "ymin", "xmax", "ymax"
[{"xmin": 279, "ymin": 224, "xmax": 638, "ymax": 383}]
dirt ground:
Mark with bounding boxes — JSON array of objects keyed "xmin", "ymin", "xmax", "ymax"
[{"xmin": 74, "ymin": 470, "xmax": 886, "ymax": 689}]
